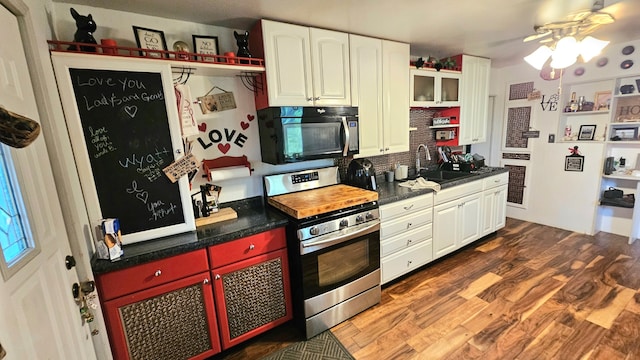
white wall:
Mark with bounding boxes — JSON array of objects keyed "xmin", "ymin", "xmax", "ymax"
[{"xmin": 487, "ymin": 38, "xmax": 640, "ymax": 235}]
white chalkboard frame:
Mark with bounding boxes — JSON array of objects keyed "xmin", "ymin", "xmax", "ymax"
[{"xmin": 52, "ymin": 52, "xmax": 195, "ymax": 244}]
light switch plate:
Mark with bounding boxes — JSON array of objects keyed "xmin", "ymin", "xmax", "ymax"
[{"xmin": 548, "ymin": 134, "xmax": 555, "ymax": 143}]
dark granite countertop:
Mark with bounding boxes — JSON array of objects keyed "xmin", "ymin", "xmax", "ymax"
[
  {"xmin": 91, "ymin": 196, "xmax": 289, "ymax": 275},
  {"xmin": 377, "ymin": 166, "xmax": 509, "ymax": 205},
  {"xmin": 92, "ymin": 167, "xmax": 508, "ymax": 275}
]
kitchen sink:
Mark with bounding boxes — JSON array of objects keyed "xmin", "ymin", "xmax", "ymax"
[{"xmin": 416, "ymin": 170, "xmax": 478, "ymax": 184}]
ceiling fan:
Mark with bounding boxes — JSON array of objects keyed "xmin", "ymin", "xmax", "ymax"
[{"xmin": 523, "ymin": 0, "xmax": 615, "ymax": 43}]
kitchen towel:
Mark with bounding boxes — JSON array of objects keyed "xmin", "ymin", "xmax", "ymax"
[{"xmin": 399, "ymin": 177, "xmax": 441, "ymax": 192}]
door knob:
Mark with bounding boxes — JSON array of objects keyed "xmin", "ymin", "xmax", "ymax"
[{"xmin": 65, "ymin": 255, "xmax": 76, "ymax": 270}]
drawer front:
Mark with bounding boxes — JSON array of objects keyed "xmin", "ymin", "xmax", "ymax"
[
  {"xmin": 97, "ymin": 249, "xmax": 209, "ymax": 301},
  {"xmin": 380, "ymin": 193, "xmax": 433, "ymax": 221},
  {"xmin": 209, "ymin": 227, "xmax": 286, "ymax": 268},
  {"xmin": 483, "ymin": 172, "xmax": 509, "ymax": 190},
  {"xmin": 435, "ymin": 179, "xmax": 483, "ymax": 205},
  {"xmin": 380, "ymin": 207, "xmax": 432, "ymax": 239},
  {"xmin": 381, "ymin": 223, "xmax": 432, "ymax": 257},
  {"xmin": 381, "ymin": 240, "xmax": 433, "ymax": 284}
]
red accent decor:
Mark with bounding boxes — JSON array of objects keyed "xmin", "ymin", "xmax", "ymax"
[
  {"xmin": 240, "ymin": 121, "xmax": 250, "ymax": 130},
  {"xmin": 217, "ymin": 143, "xmax": 231, "ymax": 154},
  {"xmin": 198, "ymin": 123, "xmax": 207, "ymax": 132},
  {"xmin": 201, "ymin": 155, "xmax": 252, "ymax": 181},
  {"xmin": 47, "ymin": 40, "xmax": 265, "ymax": 67},
  {"xmin": 247, "ymin": 114, "xmax": 255, "ymax": 121},
  {"xmin": 208, "ymin": 227, "xmax": 286, "ymax": 268}
]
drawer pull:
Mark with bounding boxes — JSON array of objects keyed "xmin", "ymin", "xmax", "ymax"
[
  {"xmin": 407, "ymin": 260, "xmax": 412, "ymax": 267},
  {"xmin": 407, "ymin": 222, "xmax": 412, "ymax": 228},
  {"xmin": 203, "ymin": 279, "xmax": 209, "ymax": 285},
  {"xmin": 154, "ymin": 270, "xmax": 162, "ymax": 277},
  {"xmin": 249, "ymin": 244, "xmax": 255, "ymax": 250},
  {"xmin": 407, "ymin": 239, "xmax": 413, "ymax": 246},
  {"xmin": 215, "ymin": 274, "xmax": 221, "ymax": 280},
  {"xmin": 403, "ymin": 204, "xmax": 414, "ymax": 211}
]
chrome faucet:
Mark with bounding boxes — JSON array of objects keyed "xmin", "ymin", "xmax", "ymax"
[{"xmin": 416, "ymin": 144, "xmax": 431, "ymax": 172}]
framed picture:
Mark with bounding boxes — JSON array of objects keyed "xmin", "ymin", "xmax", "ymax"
[
  {"xmin": 612, "ymin": 127, "xmax": 638, "ymax": 141},
  {"xmin": 192, "ymin": 35, "xmax": 219, "ymax": 61},
  {"xmin": 565, "ymin": 155, "xmax": 584, "ymax": 172},
  {"xmin": 132, "ymin": 26, "xmax": 168, "ymax": 58},
  {"xmin": 578, "ymin": 124, "xmax": 596, "ymax": 140},
  {"xmin": 594, "ymin": 90, "xmax": 612, "ymax": 110}
]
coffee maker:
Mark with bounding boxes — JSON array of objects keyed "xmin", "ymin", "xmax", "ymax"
[{"xmin": 346, "ymin": 158, "xmax": 377, "ymax": 190}]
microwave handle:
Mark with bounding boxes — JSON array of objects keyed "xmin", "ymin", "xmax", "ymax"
[{"xmin": 341, "ymin": 116, "xmax": 349, "ymax": 156}]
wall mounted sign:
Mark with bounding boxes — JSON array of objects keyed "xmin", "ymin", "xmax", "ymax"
[{"xmin": 521, "ymin": 130, "xmax": 540, "ymax": 138}]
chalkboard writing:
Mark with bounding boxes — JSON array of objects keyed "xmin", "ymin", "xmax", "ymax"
[{"xmin": 69, "ymin": 68, "xmax": 185, "ymax": 235}]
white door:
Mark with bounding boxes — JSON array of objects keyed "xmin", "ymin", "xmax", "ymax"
[
  {"xmin": 459, "ymin": 193, "xmax": 482, "ymax": 246},
  {"xmin": 0, "ymin": 4, "xmax": 96, "ymax": 359}
]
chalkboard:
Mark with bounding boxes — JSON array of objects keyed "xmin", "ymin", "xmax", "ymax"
[{"xmin": 63, "ymin": 65, "xmax": 193, "ymax": 241}]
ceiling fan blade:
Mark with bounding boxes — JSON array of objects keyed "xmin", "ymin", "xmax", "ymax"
[
  {"xmin": 523, "ymin": 31, "xmax": 552, "ymax": 42},
  {"xmin": 585, "ymin": 11, "xmax": 615, "ymax": 24}
]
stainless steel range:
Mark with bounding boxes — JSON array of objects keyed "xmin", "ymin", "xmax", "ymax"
[{"xmin": 264, "ymin": 166, "xmax": 381, "ymax": 339}]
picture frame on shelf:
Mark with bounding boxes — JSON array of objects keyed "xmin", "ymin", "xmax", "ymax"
[
  {"xmin": 192, "ymin": 35, "xmax": 219, "ymax": 62},
  {"xmin": 612, "ymin": 127, "xmax": 638, "ymax": 141},
  {"xmin": 132, "ymin": 26, "xmax": 168, "ymax": 58},
  {"xmin": 565, "ymin": 155, "xmax": 584, "ymax": 172},
  {"xmin": 578, "ymin": 124, "xmax": 596, "ymax": 140},
  {"xmin": 594, "ymin": 90, "xmax": 612, "ymax": 111}
]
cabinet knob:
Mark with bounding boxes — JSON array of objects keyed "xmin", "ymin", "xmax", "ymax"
[
  {"xmin": 380, "ymin": 148, "xmax": 384, "ymax": 152},
  {"xmin": 249, "ymin": 244, "xmax": 255, "ymax": 250},
  {"xmin": 203, "ymin": 279, "xmax": 209, "ymax": 285},
  {"xmin": 154, "ymin": 270, "xmax": 162, "ymax": 277},
  {"xmin": 407, "ymin": 239, "xmax": 413, "ymax": 246},
  {"xmin": 215, "ymin": 274, "xmax": 221, "ymax": 280},
  {"xmin": 307, "ymin": 97, "xmax": 313, "ymax": 101},
  {"xmin": 407, "ymin": 260, "xmax": 413, "ymax": 267},
  {"xmin": 314, "ymin": 97, "xmax": 320, "ymax": 101},
  {"xmin": 407, "ymin": 222, "xmax": 412, "ymax": 228},
  {"xmin": 385, "ymin": 147, "xmax": 390, "ymax": 151},
  {"xmin": 175, "ymin": 149, "xmax": 182, "ymax": 154}
]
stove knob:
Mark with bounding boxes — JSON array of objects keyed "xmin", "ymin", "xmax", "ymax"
[
  {"xmin": 365, "ymin": 212, "xmax": 374, "ymax": 220},
  {"xmin": 310, "ymin": 226, "xmax": 320, "ymax": 236},
  {"xmin": 339, "ymin": 219, "xmax": 349, "ymax": 228},
  {"xmin": 355, "ymin": 214, "xmax": 364, "ymax": 223}
]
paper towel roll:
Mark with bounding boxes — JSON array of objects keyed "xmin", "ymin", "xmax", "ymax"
[{"xmin": 209, "ymin": 166, "xmax": 251, "ymax": 181}]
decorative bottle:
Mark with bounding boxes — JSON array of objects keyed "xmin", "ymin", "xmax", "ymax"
[{"xmin": 569, "ymin": 92, "xmax": 578, "ymax": 112}]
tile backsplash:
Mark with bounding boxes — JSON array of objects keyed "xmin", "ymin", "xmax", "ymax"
[{"xmin": 336, "ymin": 108, "xmax": 440, "ymax": 178}]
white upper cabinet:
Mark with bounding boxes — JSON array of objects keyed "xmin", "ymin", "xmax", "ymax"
[
  {"xmin": 410, "ymin": 68, "xmax": 461, "ymax": 107},
  {"xmin": 260, "ymin": 20, "xmax": 350, "ymax": 107},
  {"xmin": 351, "ymin": 35, "xmax": 409, "ymax": 157},
  {"xmin": 350, "ymin": 34, "xmax": 383, "ymax": 157},
  {"xmin": 458, "ymin": 55, "xmax": 491, "ymax": 145},
  {"xmin": 310, "ymin": 28, "xmax": 351, "ymax": 106}
]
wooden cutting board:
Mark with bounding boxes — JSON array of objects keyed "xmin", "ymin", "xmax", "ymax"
[{"xmin": 268, "ymin": 184, "xmax": 378, "ymax": 219}]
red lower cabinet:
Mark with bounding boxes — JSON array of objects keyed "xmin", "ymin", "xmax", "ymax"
[
  {"xmin": 96, "ymin": 228, "xmax": 292, "ymax": 359},
  {"xmin": 102, "ymin": 272, "xmax": 221, "ymax": 360},
  {"xmin": 212, "ymin": 248, "xmax": 292, "ymax": 349}
]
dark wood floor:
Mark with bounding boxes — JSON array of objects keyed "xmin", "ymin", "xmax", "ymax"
[{"xmin": 211, "ymin": 218, "xmax": 640, "ymax": 359}]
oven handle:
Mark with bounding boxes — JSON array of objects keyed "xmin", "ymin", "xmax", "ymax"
[
  {"xmin": 341, "ymin": 116, "xmax": 349, "ymax": 156},
  {"xmin": 300, "ymin": 221, "xmax": 380, "ymax": 254}
]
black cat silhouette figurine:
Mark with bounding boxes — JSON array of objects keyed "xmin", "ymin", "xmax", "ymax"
[
  {"xmin": 68, "ymin": 8, "xmax": 97, "ymax": 52},
  {"xmin": 234, "ymin": 31, "xmax": 251, "ymax": 64}
]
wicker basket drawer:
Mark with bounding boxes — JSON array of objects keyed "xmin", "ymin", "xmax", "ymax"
[
  {"xmin": 208, "ymin": 227, "xmax": 286, "ymax": 268},
  {"xmin": 97, "ymin": 249, "xmax": 209, "ymax": 301}
]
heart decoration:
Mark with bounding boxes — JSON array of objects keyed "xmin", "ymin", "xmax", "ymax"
[
  {"xmin": 218, "ymin": 143, "xmax": 231, "ymax": 154},
  {"xmin": 136, "ymin": 191, "xmax": 148, "ymax": 204},
  {"xmin": 240, "ymin": 121, "xmax": 250, "ymax": 130},
  {"xmin": 124, "ymin": 106, "xmax": 138, "ymax": 118},
  {"xmin": 198, "ymin": 123, "xmax": 207, "ymax": 132},
  {"xmin": 247, "ymin": 114, "xmax": 255, "ymax": 122}
]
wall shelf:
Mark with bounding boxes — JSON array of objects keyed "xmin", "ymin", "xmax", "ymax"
[
  {"xmin": 47, "ymin": 40, "xmax": 265, "ymax": 78},
  {"xmin": 562, "ymin": 109, "xmax": 610, "ymax": 116},
  {"xmin": 429, "ymin": 124, "xmax": 459, "ymax": 129}
]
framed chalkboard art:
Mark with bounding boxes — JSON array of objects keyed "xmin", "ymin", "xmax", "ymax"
[{"xmin": 51, "ymin": 53, "xmax": 195, "ymax": 244}]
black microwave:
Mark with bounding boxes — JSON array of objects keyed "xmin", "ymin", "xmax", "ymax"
[{"xmin": 257, "ymin": 106, "xmax": 359, "ymax": 164}]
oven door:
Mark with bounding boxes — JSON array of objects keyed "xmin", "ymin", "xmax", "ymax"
[{"xmin": 298, "ymin": 221, "xmax": 380, "ymax": 300}]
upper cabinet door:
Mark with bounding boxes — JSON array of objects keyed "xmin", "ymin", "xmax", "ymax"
[
  {"xmin": 459, "ymin": 55, "xmax": 491, "ymax": 145},
  {"xmin": 350, "ymin": 34, "xmax": 383, "ymax": 158},
  {"xmin": 310, "ymin": 28, "xmax": 351, "ymax": 106},
  {"xmin": 382, "ymin": 40, "xmax": 410, "ymax": 154},
  {"xmin": 410, "ymin": 69, "xmax": 461, "ymax": 107},
  {"xmin": 262, "ymin": 20, "xmax": 313, "ymax": 106}
]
